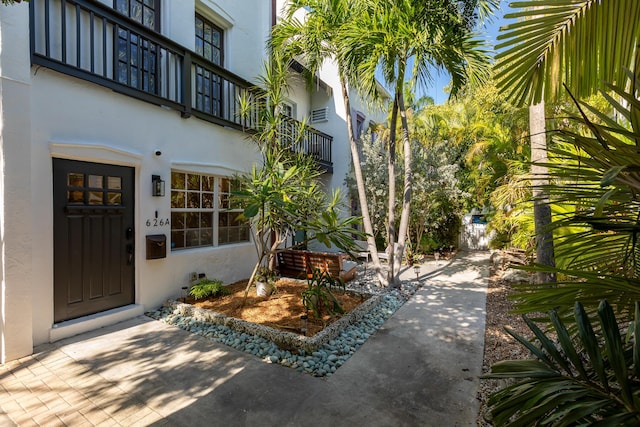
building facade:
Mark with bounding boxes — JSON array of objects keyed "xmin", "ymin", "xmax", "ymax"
[{"xmin": 0, "ymin": 0, "xmax": 385, "ymax": 363}]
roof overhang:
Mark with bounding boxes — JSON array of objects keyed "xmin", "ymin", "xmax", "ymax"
[{"xmin": 290, "ymin": 59, "xmax": 331, "ymax": 93}]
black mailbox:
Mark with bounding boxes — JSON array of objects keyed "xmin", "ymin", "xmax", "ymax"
[{"xmin": 146, "ymin": 234, "xmax": 166, "ymax": 260}]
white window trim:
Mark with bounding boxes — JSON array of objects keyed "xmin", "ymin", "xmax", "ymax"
[
  {"xmin": 281, "ymin": 99, "xmax": 296, "ymax": 119},
  {"xmin": 170, "ymin": 169, "xmax": 249, "ymax": 250}
]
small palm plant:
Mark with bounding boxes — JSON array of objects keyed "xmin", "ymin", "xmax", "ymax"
[
  {"xmin": 485, "ymin": 300, "xmax": 640, "ymax": 426},
  {"xmin": 302, "ymin": 269, "xmax": 346, "ymax": 320}
]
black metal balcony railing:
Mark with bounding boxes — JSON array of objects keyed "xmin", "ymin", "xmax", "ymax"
[
  {"xmin": 279, "ymin": 117, "xmax": 333, "ymax": 173},
  {"xmin": 29, "ymin": 0, "xmax": 332, "ymax": 171}
]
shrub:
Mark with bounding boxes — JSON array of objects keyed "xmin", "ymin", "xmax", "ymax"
[
  {"xmin": 189, "ymin": 279, "xmax": 229, "ymax": 300},
  {"xmin": 302, "ymin": 269, "xmax": 345, "ymax": 319}
]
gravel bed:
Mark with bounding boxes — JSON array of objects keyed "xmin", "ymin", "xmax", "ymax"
[{"xmin": 146, "ymin": 267, "xmax": 420, "ymax": 378}]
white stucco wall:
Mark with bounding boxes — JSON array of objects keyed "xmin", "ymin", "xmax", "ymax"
[
  {"xmin": 1, "ymin": 0, "xmax": 272, "ymax": 360},
  {"xmin": 29, "ymin": 66, "xmax": 261, "ymax": 346},
  {"xmin": 168, "ymin": 0, "xmax": 270, "ymax": 82},
  {"xmin": 0, "ymin": 2, "xmax": 34, "ymax": 363}
]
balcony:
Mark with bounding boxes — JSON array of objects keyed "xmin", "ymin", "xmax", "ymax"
[{"xmin": 29, "ymin": 0, "xmax": 332, "ymax": 172}]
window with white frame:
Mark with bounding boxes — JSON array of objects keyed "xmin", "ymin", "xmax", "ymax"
[
  {"xmin": 170, "ymin": 171, "xmax": 249, "ymax": 250},
  {"xmin": 281, "ymin": 101, "xmax": 295, "ymax": 118}
]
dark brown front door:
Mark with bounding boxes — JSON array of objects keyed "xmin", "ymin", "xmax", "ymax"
[{"xmin": 53, "ymin": 159, "xmax": 135, "ymax": 323}]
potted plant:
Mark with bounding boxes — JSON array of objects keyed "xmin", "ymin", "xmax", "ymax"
[{"xmin": 255, "ymin": 267, "xmax": 277, "ymax": 297}]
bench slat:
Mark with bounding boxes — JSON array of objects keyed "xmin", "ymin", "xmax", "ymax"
[{"xmin": 277, "ymin": 249, "xmax": 356, "ymax": 282}]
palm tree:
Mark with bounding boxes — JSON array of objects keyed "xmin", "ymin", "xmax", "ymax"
[
  {"xmin": 482, "ymin": 73, "xmax": 640, "ymax": 424},
  {"xmin": 274, "ymin": 0, "xmax": 495, "ymax": 285},
  {"xmin": 340, "ymin": 0, "xmax": 496, "ymax": 284},
  {"xmin": 271, "ymin": 0, "xmax": 388, "ymax": 285},
  {"xmin": 495, "ymin": 0, "xmax": 640, "ymax": 282}
]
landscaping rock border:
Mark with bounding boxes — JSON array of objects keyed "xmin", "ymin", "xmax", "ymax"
[
  {"xmin": 146, "ymin": 276, "xmax": 418, "ymax": 377},
  {"xmin": 163, "ymin": 291, "xmax": 383, "ymax": 353}
]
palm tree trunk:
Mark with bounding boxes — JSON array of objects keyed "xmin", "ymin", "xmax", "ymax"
[
  {"xmin": 340, "ymin": 79, "xmax": 386, "ymax": 285},
  {"xmin": 386, "ymin": 94, "xmax": 399, "ymax": 285},
  {"xmin": 393, "ymin": 89, "xmax": 412, "ymax": 286},
  {"xmin": 530, "ymin": 101, "xmax": 556, "ymax": 283}
]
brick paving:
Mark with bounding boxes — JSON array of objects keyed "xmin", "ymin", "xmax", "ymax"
[{"xmin": 1, "ymin": 344, "xmax": 164, "ymax": 426}]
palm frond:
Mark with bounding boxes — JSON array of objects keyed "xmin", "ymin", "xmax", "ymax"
[
  {"xmin": 485, "ymin": 301, "xmax": 640, "ymax": 426},
  {"xmin": 494, "ymin": 0, "xmax": 640, "ymax": 106}
]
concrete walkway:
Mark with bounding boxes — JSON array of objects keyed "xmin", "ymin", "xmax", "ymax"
[{"xmin": 0, "ymin": 251, "xmax": 489, "ymax": 426}]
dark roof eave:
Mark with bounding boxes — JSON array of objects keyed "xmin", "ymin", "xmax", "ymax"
[{"xmin": 290, "ymin": 59, "xmax": 331, "ymax": 93}]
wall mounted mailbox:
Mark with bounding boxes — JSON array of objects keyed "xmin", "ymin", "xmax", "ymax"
[{"xmin": 146, "ymin": 234, "xmax": 166, "ymax": 259}]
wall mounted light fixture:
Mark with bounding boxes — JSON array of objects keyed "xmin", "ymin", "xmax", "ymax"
[{"xmin": 152, "ymin": 175, "xmax": 165, "ymax": 197}]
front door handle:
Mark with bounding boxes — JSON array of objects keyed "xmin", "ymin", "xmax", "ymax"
[{"xmin": 127, "ymin": 244, "xmax": 134, "ymax": 265}]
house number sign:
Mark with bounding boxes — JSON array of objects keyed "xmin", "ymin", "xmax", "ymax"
[
  {"xmin": 146, "ymin": 218, "xmax": 170, "ymax": 227},
  {"xmin": 147, "ymin": 211, "xmax": 169, "ymax": 227}
]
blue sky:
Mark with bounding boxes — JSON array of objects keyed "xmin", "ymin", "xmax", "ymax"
[{"xmin": 423, "ymin": 0, "xmax": 510, "ymax": 104}]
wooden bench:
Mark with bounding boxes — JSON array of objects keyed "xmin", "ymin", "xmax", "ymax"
[{"xmin": 276, "ymin": 250, "xmax": 357, "ymax": 282}]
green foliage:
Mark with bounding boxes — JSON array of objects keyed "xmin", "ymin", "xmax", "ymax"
[
  {"xmin": 346, "ymin": 124, "xmax": 468, "ymax": 253},
  {"xmin": 189, "ymin": 279, "xmax": 229, "ymax": 300},
  {"xmin": 509, "ymin": 70, "xmax": 640, "ymax": 320},
  {"xmin": 494, "ymin": 0, "xmax": 640, "ymax": 106},
  {"xmin": 392, "ymin": 81, "xmax": 532, "ymax": 252},
  {"xmin": 302, "ymin": 269, "xmax": 346, "ymax": 319},
  {"xmin": 235, "ymin": 52, "xmax": 364, "ymax": 291},
  {"xmin": 485, "ymin": 300, "xmax": 640, "ymax": 426},
  {"xmin": 255, "ymin": 266, "xmax": 277, "ymax": 284},
  {"xmin": 410, "ymin": 139, "xmax": 466, "ymax": 250},
  {"xmin": 344, "ymin": 131, "xmax": 389, "ymax": 245},
  {"xmin": 486, "ymin": 176, "xmax": 533, "ymax": 252},
  {"xmin": 234, "ymin": 147, "xmax": 324, "ymax": 243}
]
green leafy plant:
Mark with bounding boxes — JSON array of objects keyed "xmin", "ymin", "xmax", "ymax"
[
  {"xmin": 254, "ymin": 266, "xmax": 277, "ymax": 284},
  {"xmin": 485, "ymin": 300, "xmax": 640, "ymax": 426},
  {"xmin": 189, "ymin": 279, "xmax": 230, "ymax": 300},
  {"xmin": 302, "ymin": 269, "xmax": 346, "ymax": 319},
  {"xmin": 234, "ymin": 53, "xmax": 366, "ymax": 303},
  {"xmin": 508, "ymin": 70, "xmax": 640, "ymax": 321}
]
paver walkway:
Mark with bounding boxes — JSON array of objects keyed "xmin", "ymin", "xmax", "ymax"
[{"xmin": 1, "ymin": 251, "xmax": 489, "ymax": 426}]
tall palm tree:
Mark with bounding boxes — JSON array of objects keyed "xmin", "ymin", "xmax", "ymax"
[
  {"xmin": 340, "ymin": 0, "xmax": 496, "ymax": 284},
  {"xmin": 271, "ymin": 0, "xmax": 388, "ymax": 285},
  {"xmin": 495, "ymin": 0, "xmax": 640, "ymax": 282},
  {"xmin": 486, "ymin": 6, "xmax": 640, "ymax": 422},
  {"xmin": 274, "ymin": 0, "xmax": 495, "ymax": 285}
]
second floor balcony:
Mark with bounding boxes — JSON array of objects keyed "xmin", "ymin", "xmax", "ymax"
[{"xmin": 29, "ymin": 0, "xmax": 332, "ymax": 172}]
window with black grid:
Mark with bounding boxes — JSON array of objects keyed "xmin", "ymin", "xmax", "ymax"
[
  {"xmin": 195, "ymin": 13, "xmax": 223, "ymax": 65},
  {"xmin": 114, "ymin": 0, "xmax": 160, "ymax": 94},
  {"xmin": 194, "ymin": 14, "xmax": 224, "ymax": 115},
  {"xmin": 170, "ymin": 172, "xmax": 249, "ymax": 250}
]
